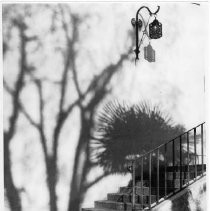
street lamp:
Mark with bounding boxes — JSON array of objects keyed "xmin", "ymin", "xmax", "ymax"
[{"xmin": 131, "ymin": 6, "xmax": 162, "ymax": 63}]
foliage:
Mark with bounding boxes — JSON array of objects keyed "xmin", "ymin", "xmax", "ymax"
[{"xmin": 93, "ymin": 101, "xmax": 185, "ymax": 173}]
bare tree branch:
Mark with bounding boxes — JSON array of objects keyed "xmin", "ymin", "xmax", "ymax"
[
  {"xmin": 20, "ymin": 104, "xmax": 39, "ymax": 128},
  {"xmin": 84, "ymin": 172, "xmax": 110, "ymax": 190},
  {"xmin": 60, "ymin": 7, "xmax": 83, "ymax": 99},
  {"xmin": 86, "ymin": 50, "xmax": 131, "ymax": 110},
  {"xmin": 52, "ymin": 6, "xmax": 74, "ymax": 150},
  {"xmin": 68, "ymin": 14, "xmax": 83, "ymax": 99},
  {"xmin": 4, "ymin": 18, "xmax": 29, "ymax": 211},
  {"xmin": 24, "ymin": 74, "xmax": 56, "ymax": 210},
  {"xmin": 34, "ymin": 80, "xmax": 45, "ymax": 129},
  {"xmin": 52, "ymin": 9, "xmax": 85, "ymax": 163},
  {"xmin": 3, "ymin": 79, "xmax": 13, "ymax": 95}
]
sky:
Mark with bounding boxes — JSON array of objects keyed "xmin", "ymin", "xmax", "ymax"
[{"xmin": 2, "ymin": 1, "xmax": 209, "ymax": 211}]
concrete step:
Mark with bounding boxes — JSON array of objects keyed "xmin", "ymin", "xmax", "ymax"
[
  {"xmin": 130, "ymin": 173, "xmax": 196, "ymax": 188},
  {"xmin": 82, "ymin": 208, "xmax": 117, "ymax": 211},
  {"xmin": 154, "ymin": 179, "xmax": 188, "ymax": 188},
  {"xmin": 166, "ymin": 164, "xmax": 206, "ymax": 172},
  {"xmin": 127, "ymin": 180, "xmax": 149, "ymax": 188},
  {"xmin": 119, "ymin": 186, "xmax": 149, "ymax": 195},
  {"xmin": 119, "ymin": 186, "xmax": 176, "ymax": 196},
  {"xmin": 82, "ymin": 164, "xmax": 206, "ymax": 211},
  {"xmin": 165, "ymin": 171, "xmax": 202, "ymax": 180},
  {"xmin": 107, "ymin": 193, "xmax": 156, "ymax": 204},
  {"xmin": 135, "ymin": 170, "xmax": 204, "ymax": 183},
  {"xmin": 95, "ymin": 200, "xmax": 146, "ymax": 210},
  {"xmin": 148, "ymin": 171, "xmax": 203, "ymax": 185},
  {"xmin": 136, "ymin": 180, "xmax": 149, "ymax": 187}
]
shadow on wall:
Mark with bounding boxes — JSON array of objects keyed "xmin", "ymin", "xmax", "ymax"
[{"xmin": 171, "ymin": 182, "xmax": 206, "ymax": 211}]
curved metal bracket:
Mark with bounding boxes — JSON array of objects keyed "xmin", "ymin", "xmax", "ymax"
[
  {"xmin": 136, "ymin": 6, "xmax": 160, "ymax": 18},
  {"xmin": 131, "ymin": 6, "xmax": 160, "ymax": 63}
]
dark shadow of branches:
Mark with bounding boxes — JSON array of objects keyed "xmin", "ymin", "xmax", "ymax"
[{"xmin": 4, "ymin": 4, "xmax": 133, "ymax": 211}]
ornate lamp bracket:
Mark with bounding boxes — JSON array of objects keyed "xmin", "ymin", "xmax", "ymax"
[{"xmin": 131, "ymin": 6, "xmax": 160, "ymax": 63}]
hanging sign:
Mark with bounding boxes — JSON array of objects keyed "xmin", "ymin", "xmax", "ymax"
[{"xmin": 144, "ymin": 43, "xmax": 155, "ymax": 62}]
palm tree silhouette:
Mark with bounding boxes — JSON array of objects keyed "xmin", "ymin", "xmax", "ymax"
[{"xmin": 92, "ymin": 101, "xmax": 185, "ymax": 174}]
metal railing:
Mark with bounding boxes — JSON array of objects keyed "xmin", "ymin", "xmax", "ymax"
[{"xmin": 128, "ymin": 122, "xmax": 206, "ymax": 211}]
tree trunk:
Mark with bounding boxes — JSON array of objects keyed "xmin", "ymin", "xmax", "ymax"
[
  {"xmin": 68, "ymin": 168, "xmax": 86, "ymax": 211},
  {"xmin": 4, "ymin": 136, "xmax": 22, "ymax": 211},
  {"xmin": 67, "ymin": 115, "xmax": 90, "ymax": 211},
  {"xmin": 46, "ymin": 158, "xmax": 58, "ymax": 211},
  {"xmin": 67, "ymin": 144, "xmax": 86, "ymax": 211},
  {"xmin": 39, "ymin": 126, "xmax": 58, "ymax": 211},
  {"xmin": 68, "ymin": 193, "xmax": 84, "ymax": 211}
]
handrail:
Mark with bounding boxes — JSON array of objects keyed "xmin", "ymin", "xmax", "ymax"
[
  {"xmin": 133, "ymin": 122, "xmax": 205, "ymax": 163},
  {"xmin": 129, "ymin": 122, "xmax": 206, "ymax": 211}
]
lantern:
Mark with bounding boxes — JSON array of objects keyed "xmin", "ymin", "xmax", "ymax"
[
  {"xmin": 144, "ymin": 43, "xmax": 155, "ymax": 62},
  {"xmin": 149, "ymin": 17, "xmax": 162, "ymax": 39}
]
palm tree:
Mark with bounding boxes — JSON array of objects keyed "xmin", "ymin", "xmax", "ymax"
[{"xmin": 92, "ymin": 101, "xmax": 185, "ymax": 174}]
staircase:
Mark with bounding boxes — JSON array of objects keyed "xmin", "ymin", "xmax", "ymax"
[{"xmin": 82, "ymin": 123, "xmax": 206, "ymax": 211}]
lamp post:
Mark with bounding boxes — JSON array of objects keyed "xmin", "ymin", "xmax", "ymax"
[{"xmin": 131, "ymin": 6, "xmax": 162, "ymax": 63}]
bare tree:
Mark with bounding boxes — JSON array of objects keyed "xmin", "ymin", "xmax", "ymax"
[
  {"xmin": 3, "ymin": 9, "xmax": 38, "ymax": 210},
  {"xmin": 3, "ymin": 4, "xmax": 133, "ymax": 211}
]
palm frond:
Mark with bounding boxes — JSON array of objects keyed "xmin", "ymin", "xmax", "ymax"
[{"xmin": 92, "ymin": 101, "xmax": 185, "ymax": 174}]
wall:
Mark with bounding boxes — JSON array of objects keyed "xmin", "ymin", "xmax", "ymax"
[{"xmin": 152, "ymin": 176, "xmax": 206, "ymax": 211}]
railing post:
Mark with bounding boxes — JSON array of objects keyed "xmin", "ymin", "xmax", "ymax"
[
  {"xmin": 180, "ymin": 136, "xmax": 182, "ymax": 189},
  {"xmin": 149, "ymin": 153, "xmax": 152, "ymax": 209},
  {"xmin": 172, "ymin": 139, "xmax": 175, "ymax": 192},
  {"xmin": 187, "ymin": 132, "xmax": 190, "ymax": 184},
  {"xmin": 194, "ymin": 128, "xmax": 197, "ymax": 179},
  {"xmin": 201, "ymin": 124, "xmax": 204, "ymax": 175},
  {"xmin": 157, "ymin": 149, "xmax": 159, "ymax": 203},
  {"xmin": 132, "ymin": 159, "xmax": 136, "ymax": 211},
  {"xmin": 164, "ymin": 144, "xmax": 167, "ymax": 198},
  {"xmin": 141, "ymin": 157, "xmax": 144, "ymax": 208}
]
